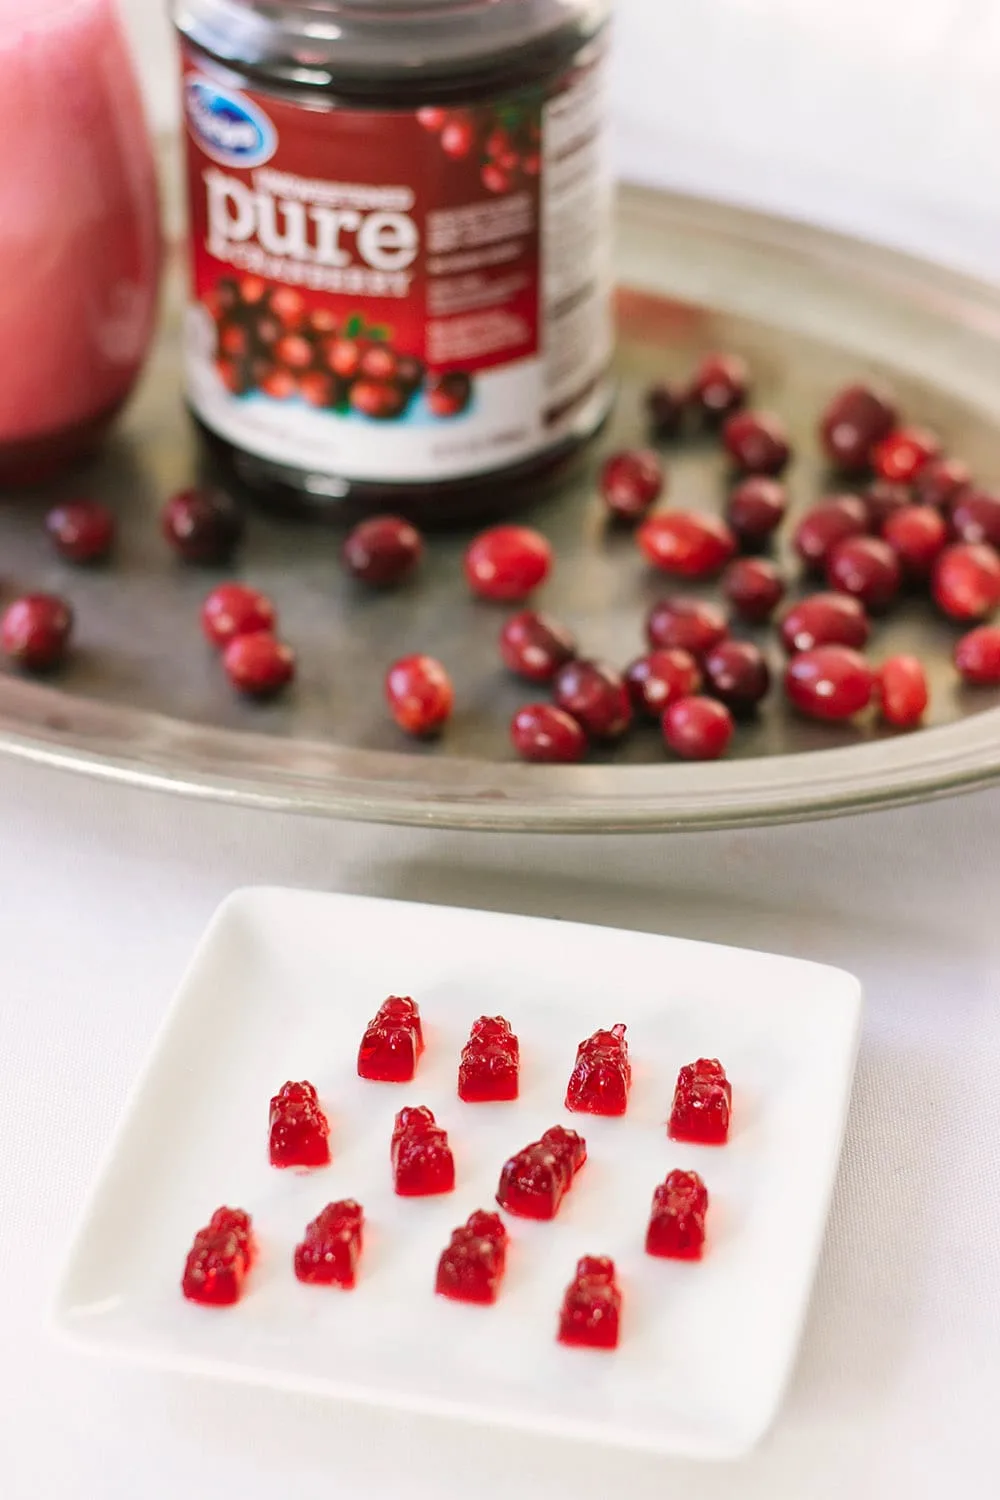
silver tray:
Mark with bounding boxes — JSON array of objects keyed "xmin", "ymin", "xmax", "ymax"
[{"xmin": 3, "ymin": 184, "xmax": 1000, "ymax": 832}]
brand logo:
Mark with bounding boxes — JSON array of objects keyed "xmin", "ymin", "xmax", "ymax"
[{"xmin": 185, "ymin": 77, "xmax": 276, "ymax": 168}]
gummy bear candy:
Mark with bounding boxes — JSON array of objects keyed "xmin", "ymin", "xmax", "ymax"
[
  {"xmin": 358, "ymin": 995, "xmax": 423, "ymax": 1082},
  {"xmin": 181, "ymin": 1207, "xmax": 255, "ymax": 1306},
  {"xmin": 458, "ymin": 1015, "xmax": 519, "ymax": 1102},
  {"xmin": 565, "ymin": 1023, "xmax": 631, "ymax": 1116},
  {"xmin": 294, "ymin": 1200, "xmax": 364, "ymax": 1287},
  {"xmin": 268, "ymin": 1079, "xmax": 331, "ymax": 1168},
  {"xmin": 558, "ymin": 1255, "xmax": 621, "ymax": 1349},
  {"xmin": 668, "ymin": 1057, "xmax": 731, "ymax": 1145},
  {"xmin": 496, "ymin": 1125, "xmax": 586, "ymax": 1219},
  {"xmin": 436, "ymin": 1210, "xmax": 508, "ymax": 1304},
  {"xmin": 391, "ymin": 1105, "xmax": 455, "ymax": 1196},
  {"xmin": 645, "ymin": 1169, "xmax": 708, "ymax": 1259}
]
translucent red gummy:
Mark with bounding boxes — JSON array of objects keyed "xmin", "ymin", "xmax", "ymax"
[
  {"xmin": 558, "ymin": 1255, "xmax": 621, "ymax": 1350},
  {"xmin": 357, "ymin": 995, "xmax": 424, "ymax": 1082},
  {"xmin": 391, "ymin": 1105, "xmax": 455, "ymax": 1196},
  {"xmin": 294, "ymin": 1200, "xmax": 364, "ymax": 1287},
  {"xmin": 646, "ymin": 1169, "xmax": 709, "ymax": 1260},
  {"xmin": 181, "ymin": 1207, "xmax": 255, "ymax": 1306},
  {"xmin": 459, "ymin": 1015, "xmax": 520, "ymax": 1102},
  {"xmin": 436, "ymin": 1210, "xmax": 509, "ymax": 1304},
  {"xmin": 268, "ymin": 1080, "xmax": 331, "ymax": 1168},
  {"xmin": 565, "ymin": 1023, "xmax": 631, "ymax": 1116},
  {"xmin": 668, "ymin": 1058, "xmax": 732, "ymax": 1145},
  {"xmin": 496, "ymin": 1125, "xmax": 586, "ymax": 1219}
]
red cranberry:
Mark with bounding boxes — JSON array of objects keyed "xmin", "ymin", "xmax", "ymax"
[
  {"xmin": 882, "ymin": 504, "xmax": 947, "ymax": 579},
  {"xmin": 793, "ymin": 495, "xmax": 869, "ymax": 572},
  {"xmin": 722, "ymin": 410, "xmax": 791, "ymax": 477},
  {"xmin": 426, "ymin": 371, "xmax": 472, "ymax": 418},
  {"xmin": 395, "ymin": 355, "xmax": 424, "ymax": 392},
  {"xmin": 645, "ymin": 382, "xmax": 684, "ymax": 439},
  {"xmin": 306, "ymin": 307, "xmax": 338, "ymax": 337},
  {"xmin": 417, "ymin": 106, "xmax": 447, "ymax": 131},
  {"xmin": 645, "ymin": 597, "xmax": 728, "ymax": 656},
  {"xmin": 702, "ymin": 640, "xmax": 770, "ymax": 714},
  {"xmin": 343, "ymin": 515, "xmax": 423, "ymax": 587},
  {"xmin": 162, "ymin": 487, "xmax": 244, "ymax": 565},
  {"xmin": 325, "ymin": 336, "xmax": 363, "ymax": 379},
  {"xmin": 499, "ymin": 610, "xmax": 576, "ymax": 682},
  {"xmin": 637, "ymin": 511, "xmax": 737, "ymax": 578},
  {"xmin": 914, "ymin": 456, "xmax": 972, "ymax": 510},
  {"xmin": 599, "ymin": 449, "xmax": 664, "ymax": 522},
  {"xmin": 223, "ymin": 632, "xmax": 295, "ymax": 698},
  {"xmin": 299, "ymin": 371, "xmax": 339, "ymax": 408},
  {"xmin": 723, "ymin": 557, "xmax": 785, "ymax": 623},
  {"xmin": 553, "ymin": 659, "xmax": 632, "ymax": 740},
  {"xmin": 865, "ymin": 481, "xmax": 911, "ymax": 529},
  {"xmin": 662, "ymin": 696, "xmax": 734, "ymax": 759},
  {"xmin": 359, "ymin": 344, "xmax": 398, "ymax": 382},
  {"xmin": 954, "ymin": 625, "xmax": 1000, "ymax": 685},
  {"xmin": 932, "ymin": 543, "xmax": 1000, "ymax": 621},
  {"xmin": 269, "ymin": 286, "xmax": 306, "ymax": 329},
  {"xmin": 45, "ymin": 499, "xmax": 115, "ymax": 563},
  {"xmin": 259, "ymin": 366, "xmax": 297, "ymax": 401},
  {"xmin": 726, "ymin": 477, "xmax": 787, "ymax": 549},
  {"xmin": 202, "ymin": 583, "xmax": 276, "ymax": 648},
  {"xmin": 876, "ymin": 655, "xmax": 929, "ymax": 727},
  {"xmin": 219, "ymin": 320, "xmax": 251, "ymax": 359},
  {"xmin": 686, "ymin": 353, "xmax": 749, "ymax": 424},
  {"xmin": 819, "ymin": 383, "xmax": 897, "ymax": 474},
  {"xmin": 780, "ymin": 593, "xmax": 870, "ymax": 654},
  {"xmin": 784, "ymin": 645, "xmax": 874, "ymax": 721},
  {"xmin": 872, "ymin": 426, "xmax": 942, "ymax": 484},
  {"xmin": 275, "ymin": 333, "xmax": 314, "ymax": 371},
  {"xmin": 510, "ymin": 704, "xmax": 587, "ymax": 763},
  {"xmin": 238, "ymin": 274, "xmax": 269, "ymax": 307},
  {"xmin": 440, "ymin": 114, "xmax": 475, "ymax": 158},
  {"xmin": 625, "ymin": 649, "xmax": 701, "ymax": 718},
  {"xmin": 481, "ymin": 162, "xmax": 512, "ymax": 194},
  {"xmin": 385, "ymin": 654, "xmax": 454, "ymax": 736},
  {"xmin": 350, "ymin": 379, "xmax": 406, "ymax": 420},
  {"xmin": 484, "ymin": 127, "xmax": 519, "ymax": 169},
  {"xmin": 950, "ymin": 490, "xmax": 1000, "ymax": 549},
  {"xmin": 216, "ymin": 357, "xmax": 252, "ymax": 396},
  {"xmin": 826, "ymin": 535, "xmax": 901, "ymax": 612},
  {"xmin": 465, "ymin": 526, "xmax": 552, "ymax": 602},
  {"xmin": 1, "ymin": 594, "xmax": 73, "ymax": 672}
]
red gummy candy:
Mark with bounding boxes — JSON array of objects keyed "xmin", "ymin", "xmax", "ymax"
[
  {"xmin": 558, "ymin": 1255, "xmax": 621, "ymax": 1350},
  {"xmin": 496, "ymin": 1124, "xmax": 586, "ymax": 1219},
  {"xmin": 358, "ymin": 995, "xmax": 423, "ymax": 1082},
  {"xmin": 391, "ymin": 1105, "xmax": 455, "ymax": 1196},
  {"xmin": 645, "ymin": 1169, "xmax": 708, "ymax": 1260},
  {"xmin": 436, "ymin": 1210, "xmax": 509, "ymax": 1304},
  {"xmin": 181, "ymin": 1207, "xmax": 255, "ymax": 1306},
  {"xmin": 668, "ymin": 1058, "xmax": 732, "ymax": 1145},
  {"xmin": 458, "ymin": 1015, "xmax": 520, "ymax": 1102},
  {"xmin": 268, "ymin": 1080, "xmax": 331, "ymax": 1168},
  {"xmin": 294, "ymin": 1199, "xmax": 364, "ymax": 1287},
  {"xmin": 565, "ymin": 1023, "xmax": 631, "ymax": 1116}
]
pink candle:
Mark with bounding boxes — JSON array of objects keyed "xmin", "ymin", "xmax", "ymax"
[{"xmin": 0, "ymin": 0, "xmax": 161, "ymax": 483}]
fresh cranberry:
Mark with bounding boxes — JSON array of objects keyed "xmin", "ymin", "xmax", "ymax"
[
  {"xmin": 275, "ymin": 333, "xmax": 314, "ymax": 371},
  {"xmin": 201, "ymin": 583, "xmax": 276, "ymax": 648},
  {"xmin": 481, "ymin": 162, "xmax": 512, "ymax": 194},
  {"xmin": 702, "ymin": 640, "xmax": 770, "ymax": 714},
  {"xmin": 819, "ymin": 383, "xmax": 898, "ymax": 474},
  {"xmin": 784, "ymin": 645, "xmax": 874, "ymax": 720},
  {"xmin": 510, "ymin": 704, "xmax": 588, "ymax": 763},
  {"xmin": 162, "ymin": 487, "xmax": 244, "ymax": 565},
  {"xmin": 238, "ymin": 274, "xmax": 269, "ymax": 307},
  {"xmin": 359, "ymin": 344, "xmax": 398, "ymax": 382},
  {"xmin": 954, "ymin": 625, "xmax": 1000, "ymax": 685},
  {"xmin": 385, "ymin": 654, "xmax": 454, "ymax": 735},
  {"xmin": 306, "ymin": 307, "xmax": 338, "ymax": 337},
  {"xmin": 325, "ymin": 336, "xmax": 362, "ymax": 379},
  {"xmin": 645, "ymin": 597, "xmax": 728, "ymax": 655},
  {"xmin": 625, "ymin": 649, "xmax": 701, "ymax": 718},
  {"xmin": 914, "ymin": 456, "xmax": 972, "ymax": 510},
  {"xmin": 722, "ymin": 410, "xmax": 791, "ymax": 477},
  {"xmin": 484, "ymin": 127, "xmax": 519, "ymax": 169},
  {"xmin": 876, "ymin": 655, "xmax": 929, "ymax": 727},
  {"xmin": 637, "ymin": 511, "xmax": 737, "ymax": 578},
  {"xmin": 865, "ymin": 480, "xmax": 911, "ymax": 529},
  {"xmin": 499, "ymin": 610, "xmax": 576, "ymax": 682},
  {"xmin": 350, "ymin": 380, "xmax": 406, "ymax": 420},
  {"xmin": 218, "ymin": 320, "xmax": 251, "ymax": 359},
  {"xmin": 826, "ymin": 535, "xmax": 901, "ymax": 612},
  {"xmin": 950, "ymin": 490, "xmax": 1000, "ymax": 549},
  {"xmin": 45, "ymin": 499, "xmax": 115, "ymax": 563},
  {"xmin": 882, "ymin": 504, "xmax": 948, "ymax": 579},
  {"xmin": 932, "ymin": 543, "xmax": 1000, "ymax": 621},
  {"xmin": 779, "ymin": 593, "xmax": 870, "ymax": 654},
  {"xmin": 793, "ymin": 495, "xmax": 869, "ymax": 571},
  {"xmin": 521, "ymin": 151, "xmax": 541, "ymax": 176},
  {"xmin": 417, "ymin": 106, "xmax": 447, "ymax": 131},
  {"xmin": 343, "ymin": 515, "xmax": 423, "ymax": 587},
  {"xmin": 426, "ymin": 371, "xmax": 472, "ymax": 418},
  {"xmin": 216, "ymin": 357, "xmax": 252, "ymax": 396},
  {"xmin": 223, "ymin": 632, "xmax": 295, "ymax": 697},
  {"xmin": 440, "ymin": 113, "xmax": 475, "ymax": 158},
  {"xmin": 395, "ymin": 355, "xmax": 425, "ymax": 392},
  {"xmin": 259, "ymin": 366, "xmax": 297, "ymax": 401},
  {"xmin": 465, "ymin": 526, "xmax": 552, "ymax": 602},
  {"xmin": 1, "ymin": 594, "xmax": 73, "ymax": 672},
  {"xmin": 686, "ymin": 353, "xmax": 749, "ymax": 423},
  {"xmin": 726, "ymin": 477, "xmax": 787, "ymax": 549},
  {"xmin": 723, "ymin": 557, "xmax": 786, "ymax": 622},
  {"xmin": 645, "ymin": 381, "xmax": 684, "ymax": 439},
  {"xmin": 553, "ymin": 659, "xmax": 632, "ymax": 740},
  {"xmin": 599, "ymin": 448, "xmax": 663, "ymax": 522},
  {"xmin": 872, "ymin": 426, "xmax": 942, "ymax": 484},
  {"xmin": 662, "ymin": 696, "xmax": 734, "ymax": 759},
  {"xmin": 269, "ymin": 286, "xmax": 306, "ymax": 329},
  {"xmin": 299, "ymin": 371, "xmax": 339, "ymax": 408}
]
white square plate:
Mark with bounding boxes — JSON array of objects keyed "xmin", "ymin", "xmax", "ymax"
[{"xmin": 53, "ymin": 888, "xmax": 862, "ymax": 1461}]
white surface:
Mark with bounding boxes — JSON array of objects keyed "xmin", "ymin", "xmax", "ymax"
[{"xmin": 54, "ymin": 888, "xmax": 861, "ymax": 1461}]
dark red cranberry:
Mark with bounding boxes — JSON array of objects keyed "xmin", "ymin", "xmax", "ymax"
[
  {"xmin": 269, "ymin": 286, "xmax": 306, "ymax": 329},
  {"xmin": 299, "ymin": 371, "xmax": 339, "ymax": 408},
  {"xmin": 343, "ymin": 515, "xmax": 423, "ymax": 587},
  {"xmin": 1, "ymin": 594, "xmax": 73, "ymax": 672},
  {"xmin": 625, "ymin": 649, "xmax": 701, "ymax": 718},
  {"xmin": 793, "ymin": 495, "xmax": 869, "ymax": 572},
  {"xmin": 686, "ymin": 353, "xmax": 749, "ymax": 424},
  {"xmin": 865, "ymin": 481, "xmax": 911, "ymax": 529},
  {"xmin": 45, "ymin": 499, "xmax": 115, "ymax": 563},
  {"xmin": 521, "ymin": 151, "xmax": 541, "ymax": 176},
  {"xmin": 599, "ymin": 449, "xmax": 664, "ymax": 522},
  {"xmin": 417, "ymin": 106, "xmax": 447, "ymax": 131},
  {"xmin": 216, "ymin": 357, "xmax": 252, "ymax": 396},
  {"xmin": 385, "ymin": 654, "xmax": 454, "ymax": 736},
  {"xmin": 950, "ymin": 490, "xmax": 1000, "ymax": 549},
  {"xmin": 914, "ymin": 456, "xmax": 972, "ymax": 509},
  {"xmin": 662, "ymin": 696, "xmax": 734, "ymax": 759},
  {"xmin": 350, "ymin": 380, "xmax": 406, "ymax": 421},
  {"xmin": 395, "ymin": 355, "xmax": 425, "ymax": 392},
  {"xmin": 484, "ymin": 127, "xmax": 519, "ymax": 169},
  {"xmin": 876, "ymin": 655, "xmax": 929, "ymax": 727},
  {"xmin": 219, "ymin": 321, "xmax": 251, "ymax": 359},
  {"xmin": 645, "ymin": 382, "xmax": 684, "ymax": 439},
  {"xmin": 785, "ymin": 645, "xmax": 874, "ymax": 721},
  {"xmin": 819, "ymin": 383, "xmax": 897, "ymax": 474},
  {"xmin": 702, "ymin": 640, "xmax": 770, "ymax": 714},
  {"xmin": 201, "ymin": 583, "xmax": 276, "ymax": 648},
  {"xmin": 223, "ymin": 631, "xmax": 295, "ymax": 698},
  {"xmin": 499, "ymin": 610, "xmax": 576, "ymax": 682},
  {"xmin": 779, "ymin": 593, "xmax": 870, "ymax": 654},
  {"xmin": 510, "ymin": 704, "xmax": 588, "ymax": 763},
  {"xmin": 721, "ymin": 410, "xmax": 791, "ymax": 477},
  {"xmin": 645, "ymin": 597, "xmax": 728, "ymax": 656},
  {"xmin": 637, "ymin": 512, "xmax": 737, "ymax": 578},
  {"xmin": 465, "ymin": 526, "xmax": 552, "ymax": 602},
  {"xmin": 481, "ymin": 162, "xmax": 513, "ymax": 194},
  {"xmin": 162, "ymin": 487, "xmax": 244, "ymax": 565},
  {"xmin": 325, "ymin": 336, "xmax": 363, "ymax": 379},
  {"xmin": 553, "ymin": 659, "xmax": 632, "ymax": 740},
  {"xmin": 426, "ymin": 371, "xmax": 472, "ymax": 418},
  {"xmin": 359, "ymin": 344, "xmax": 399, "ymax": 382},
  {"xmin": 872, "ymin": 426, "xmax": 942, "ymax": 484},
  {"xmin": 306, "ymin": 307, "xmax": 338, "ymax": 337},
  {"xmin": 259, "ymin": 366, "xmax": 298, "ymax": 401},
  {"xmin": 954, "ymin": 625, "xmax": 1000, "ymax": 685},
  {"xmin": 274, "ymin": 333, "xmax": 314, "ymax": 371},
  {"xmin": 726, "ymin": 477, "xmax": 787, "ymax": 549},
  {"xmin": 882, "ymin": 504, "xmax": 948, "ymax": 579},
  {"xmin": 932, "ymin": 543, "xmax": 1000, "ymax": 621},
  {"xmin": 440, "ymin": 113, "xmax": 475, "ymax": 158},
  {"xmin": 238, "ymin": 274, "xmax": 269, "ymax": 307},
  {"xmin": 723, "ymin": 557, "xmax": 785, "ymax": 623},
  {"xmin": 825, "ymin": 535, "xmax": 901, "ymax": 612}
]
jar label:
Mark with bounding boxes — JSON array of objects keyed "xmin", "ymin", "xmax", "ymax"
[{"xmin": 180, "ymin": 45, "xmax": 613, "ymax": 484}]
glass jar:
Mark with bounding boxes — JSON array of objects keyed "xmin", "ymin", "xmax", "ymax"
[{"xmin": 171, "ymin": 0, "xmax": 613, "ymax": 524}]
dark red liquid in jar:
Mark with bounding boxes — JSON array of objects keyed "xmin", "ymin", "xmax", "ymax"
[{"xmin": 173, "ymin": 0, "xmax": 613, "ymax": 525}]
